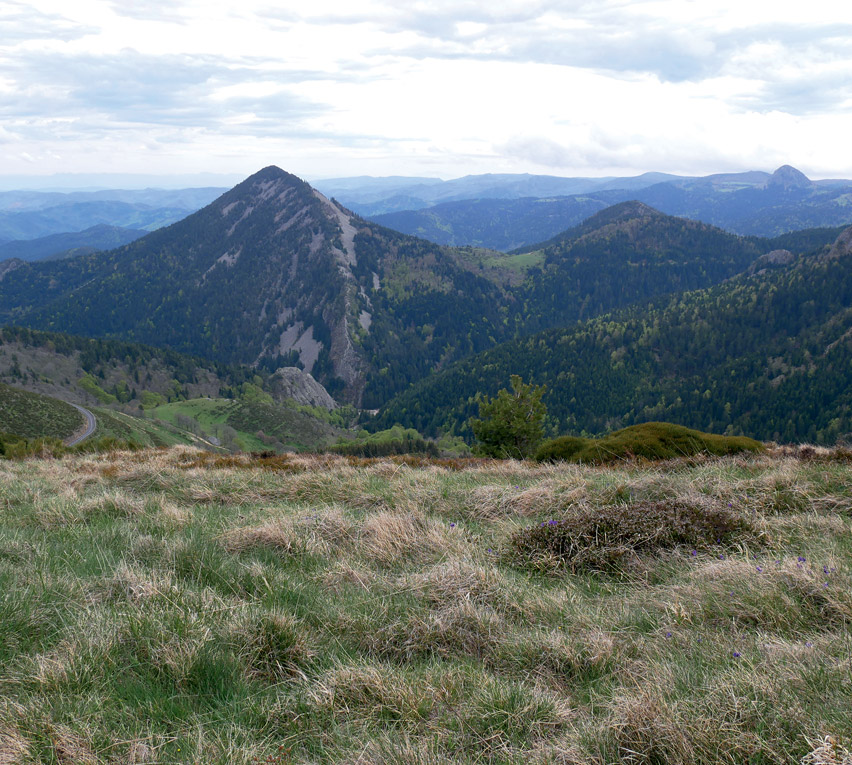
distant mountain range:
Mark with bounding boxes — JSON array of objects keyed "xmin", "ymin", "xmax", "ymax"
[
  {"xmin": 360, "ymin": 166, "xmax": 852, "ymax": 248},
  {"xmin": 0, "ymin": 187, "xmax": 227, "ymax": 243}
]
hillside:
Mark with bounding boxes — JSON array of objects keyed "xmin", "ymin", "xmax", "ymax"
[
  {"xmin": 0, "ymin": 382, "xmax": 83, "ymax": 440},
  {"xmin": 0, "ymin": 326, "xmax": 355, "ymax": 452},
  {"xmin": 0, "ymin": 325, "xmax": 339, "ymax": 417},
  {"xmin": 514, "ymin": 201, "xmax": 767, "ymax": 332},
  {"xmin": 376, "ymin": 225, "xmax": 852, "ymax": 445},
  {"xmin": 371, "ymin": 196, "xmax": 609, "ymax": 249}
]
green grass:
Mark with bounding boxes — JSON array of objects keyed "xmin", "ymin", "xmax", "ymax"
[
  {"xmin": 151, "ymin": 397, "xmax": 343, "ymax": 452},
  {"xmin": 0, "ymin": 446, "xmax": 849, "ymax": 763},
  {"xmin": 0, "ymin": 382, "xmax": 84, "ymax": 440},
  {"xmin": 457, "ymin": 248, "xmax": 546, "ymax": 282},
  {"xmin": 91, "ymin": 408, "xmax": 212, "ymax": 449}
]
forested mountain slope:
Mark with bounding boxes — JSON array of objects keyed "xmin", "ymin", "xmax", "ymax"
[
  {"xmin": 0, "ymin": 167, "xmax": 514, "ymax": 405},
  {"xmin": 376, "ymin": 226, "xmax": 852, "ymax": 445},
  {"xmin": 514, "ymin": 202, "xmax": 767, "ymax": 331}
]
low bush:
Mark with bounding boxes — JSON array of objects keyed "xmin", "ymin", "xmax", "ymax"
[
  {"xmin": 535, "ymin": 422, "xmax": 764, "ymax": 464},
  {"xmin": 508, "ymin": 498, "xmax": 764, "ymax": 572}
]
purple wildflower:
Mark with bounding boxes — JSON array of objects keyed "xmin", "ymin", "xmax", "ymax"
[
  {"xmin": 691, "ymin": 550, "xmax": 697, "ymax": 556},
  {"xmin": 806, "ymin": 641, "xmax": 813, "ymax": 648},
  {"xmin": 449, "ymin": 522, "xmax": 456, "ymax": 528},
  {"xmin": 756, "ymin": 566, "xmax": 763, "ymax": 572},
  {"xmin": 798, "ymin": 556, "xmax": 806, "ymax": 562},
  {"xmin": 732, "ymin": 651, "xmax": 741, "ymax": 658}
]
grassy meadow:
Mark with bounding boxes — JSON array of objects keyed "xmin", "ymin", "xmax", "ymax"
[{"xmin": 0, "ymin": 446, "xmax": 850, "ymax": 763}]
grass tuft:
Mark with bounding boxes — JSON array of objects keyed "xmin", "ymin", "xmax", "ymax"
[
  {"xmin": 508, "ymin": 498, "xmax": 764, "ymax": 572},
  {"xmin": 231, "ymin": 611, "xmax": 314, "ymax": 681}
]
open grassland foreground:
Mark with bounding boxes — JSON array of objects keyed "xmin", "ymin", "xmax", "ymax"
[{"xmin": 0, "ymin": 448, "xmax": 851, "ymax": 764}]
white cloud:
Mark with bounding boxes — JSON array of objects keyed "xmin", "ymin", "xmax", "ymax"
[{"xmin": 2, "ymin": 0, "xmax": 852, "ymax": 179}]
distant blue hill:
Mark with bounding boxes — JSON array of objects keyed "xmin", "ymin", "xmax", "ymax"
[{"xmin": 0, "ymin": 224, "xmax": 147, "ymax": 262}]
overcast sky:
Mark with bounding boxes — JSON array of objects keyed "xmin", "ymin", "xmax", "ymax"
[{"xmin": 2, "ymin": 0, "xmax": 852, "ymax": 184}]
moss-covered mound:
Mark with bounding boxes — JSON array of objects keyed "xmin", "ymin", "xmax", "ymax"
[{"xmin": 534, "ymin": 422, "xmax": 763, "ymax": 464}]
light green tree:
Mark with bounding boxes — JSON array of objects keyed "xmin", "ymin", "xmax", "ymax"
[{"xmin": 469, "ymin": 375, "xmax": 547, "ymax": 459}]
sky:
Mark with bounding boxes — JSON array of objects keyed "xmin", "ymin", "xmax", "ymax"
[{"xmin": 2, "ymin": 0, "xmax": 852, "ymax": 186}]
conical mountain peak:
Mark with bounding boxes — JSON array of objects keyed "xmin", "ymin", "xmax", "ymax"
[{"xmin": 767, "ymin": 165, "xmax": 812, "ymax": 190}]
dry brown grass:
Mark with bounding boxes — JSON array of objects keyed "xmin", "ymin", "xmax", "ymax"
[
  {"xmin": 0, "ymin": 726, "xmax": 29, "ymax": 765},
  {"xmin": 688, "ymin": 556, "xmax": 852, "ymax": 629},
  {"xmin": 468, "ymin": 481, "xmax": 585, "ymax": 521},
  {"xmin": 802, "ymin": 736, "xmax": 852, "ymax": 765},
  {"xmin": 91, "ymin": 563, "xmax": 174, "ymax": 605},
  {"xmin": 220, "ymin": 506, "xmax": 358, "ymax": 557},
  {"xmin": 396, "ymin": 559, "xmax": 570, "ymax": 623},
  {"xmin": 360, "ymin": 510, "xmax": 460, "ymax": 567},
  {"xmin": 309, "ymin": 661, "xmax": 428, "ymax": 724},
  {"xmin": 49, "ymin": 724, "xmax": 100, "ymax": 765},
  {"xmin": 319, "ymin": 561, "xmax": 378, "ymax": 592},
  {"xmin": 3, "ymin": 446, "xmax": 851, "ymax": 764},
  {"xmin": 348, "ymin": 597, "xmax": 506, "ymax": 663}
]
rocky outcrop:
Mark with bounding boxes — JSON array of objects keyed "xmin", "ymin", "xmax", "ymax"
[
  {"xmin": 747, "ymin": 249, "xmax": 795, "ymax": 274},
  {"xmin": 268, "ymin": 367, "xmax": 337, "ymax": 409},
  {"xmin": 0, "ymin": 258, "xmax": 24, "ymax": 282},
  {"xmin": 825, "ymin": 226, "xmax": 852, "ymax": 259}
]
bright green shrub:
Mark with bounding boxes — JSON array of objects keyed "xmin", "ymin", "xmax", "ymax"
[{"xmin": 534, "ymin": 422, "xmax": 763, "ymax": 464}]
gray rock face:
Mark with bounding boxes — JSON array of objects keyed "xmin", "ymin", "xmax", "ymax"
[
  {"xmin": 269, "ymin": 367, "xmax": 337, "ymax": 409},
  {"xmin": 747, "ymin": 249, "xmax": 795, "ymax": 274},
  {"xmin": 826, "ymin": 226, "xmax": 852, "ymax": 259},
  {"xmin": 0, "ymin": 258, "xmax": 24, "ymax": 282}
]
